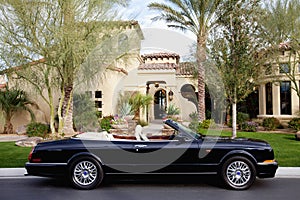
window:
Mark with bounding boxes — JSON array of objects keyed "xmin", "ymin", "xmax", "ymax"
[
  {"xmin": 279, "ymin": 63, "xmax": 290, "ymax": 73},
  {"xmin": 95, "ymin": 91, "xmax": 102, "ymax": 98},
  {"xmin": 280, "ymin": 81, "xmax": 291, "ymax": 115},
  {"xmin": 95, "ymin": 101, "xmax": 102, "ymax": 109},
  {"xmin": 266, "ymin": 83, "xmax": 273, "ymax": 115}
]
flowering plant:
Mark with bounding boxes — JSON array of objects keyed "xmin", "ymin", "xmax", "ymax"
[
  {"xmin": 240, "ymin": 121, "xmax": 258, "ymax": 132},
  {"xmin": 110, "ymin": 115, "xmax": 127, "ymax": 125}
]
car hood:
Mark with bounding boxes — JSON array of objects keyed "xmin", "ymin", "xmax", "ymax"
[{"xmin": 202, "ymin": 135, "xmax": 270, "ymax": 147}]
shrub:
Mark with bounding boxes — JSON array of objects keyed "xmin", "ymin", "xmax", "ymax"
[
  {"xmin": 262, "ymin": 117, "xmax": 280, "ymax": 131},
  {"xmin": 188, "ymin": 112, "xmax": 200, "ymax": 132},
  {"xmin": 199, "ymin": 119, "xmax": 216, "ymax": 129},
  {"xmin": 189, "ymin": 112, "xmax": 198, "ymax": 121},
  {"xmin": 228, "ymin": 112, "xmax": 250, "ymax": 128},
  {"xmin": 240, "ymin": 121, "xmax": 258, "ymax": 132},
  {"xmin": 26, "ymin": 122, "xmax": 50, "ymax": 138},
  {"xmin": 167, "ymin": 104, "xmax": 180, "ymax": 115},
  {"xmin": 288, "ymin": 118, "xmax": 300, "ymax": 131},
  {"xmin": 100, "ymin": 115, "xmax": 114, "ymax": 132},
  {"xmin": 189, "ymin": 122, "xmax": 200, "ymax": 132}
]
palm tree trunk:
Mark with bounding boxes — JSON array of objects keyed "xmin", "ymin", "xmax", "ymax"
[
  {"xmin": 197, "ymin": 36, "xmax": 207, "ymax": 122},
  {"xmin": 4, "ymin": 114, "xmax": 14, "ymax": 134},
  {"xmin": 61, "ymin": 85, "xmax": 74, "ymax": 135}
]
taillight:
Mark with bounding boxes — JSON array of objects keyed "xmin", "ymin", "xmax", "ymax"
[
  {"xmin": 28, "ymin": 147, "xmax": 42, "ymax": 163},
  {"xmin": 28, "ymin": 147, "xmax": 34, "ymax": 162}
]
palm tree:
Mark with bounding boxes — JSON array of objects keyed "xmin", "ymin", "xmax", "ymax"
[
  {"xmin": 0, "ymin": 87, "xmax": 35, "ymax": 134},
  {"xmin": 129, "ymin": 92, "xmax": 153, "ymax": 120},
  {"xmin": 148, "ymin": 0, "xmax": 222, "ymax": 121}
]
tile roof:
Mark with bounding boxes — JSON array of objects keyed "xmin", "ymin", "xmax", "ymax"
[
  {"xmin": 138, "ymin": 61, "xmax": 195, "ymax": 76},
  {"xmin": 176, "ymin": 62, "xmax": 195, "ymax": 76},
  {"xmin": 141, "ymin": 52, "xmax": 180, "ymax": 60},
  {"xmin": 139, "ymin": 53, "xmax": 195, "ymax": 76},
  {"xmin": 139, "ymin": 63, "xmax": 178, "ymax": 70}
]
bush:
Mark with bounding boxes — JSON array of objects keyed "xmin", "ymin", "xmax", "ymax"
[
  {"xmin": 188, "ymin": 112, "xmax": 200, "ymax": 132},
  {"xmin": 100, "ymin": 115, "xmax": 114, "ymax": 132},
  {"xmin": 167, "ymin": 104, "xmax": 180, "ymax": 115},
  {"xmin": 240, "ymin": 121, "xmax": 258, "ymax": 132},
  {"xmin": 26, "ymin": 122, "xmax": 50, "ymax": 138},
  {"xmin": 262, "ymin": 117, "xmax": 280, "ymax": 131},
  {"xmin": 288, "ymin": 118, "xmax": 300, "ymax": 131},
  {"xmin": 199, "ymin": 119, "xmax": 216, "ymax": 129},
  {"xmin": 228, "ymin": 112, "xmax": 250, "ymax": 128}
]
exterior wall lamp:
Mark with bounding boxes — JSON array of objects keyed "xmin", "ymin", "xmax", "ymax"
[{"xmin": 168, "ymin": 90, "xmax": 174, "ymax": 101}]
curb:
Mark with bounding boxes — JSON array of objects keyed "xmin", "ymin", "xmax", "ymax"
[
  {"xmin": 275, "ymin": 167, "xmax": 300, "ymax": 178},
  {"xmin": 0, "ymin": 168, "xmax": 27, "ymax": 177},
  {"xmin": 0, "ymin": 167, "xmax": 299, "ymax": 178}
]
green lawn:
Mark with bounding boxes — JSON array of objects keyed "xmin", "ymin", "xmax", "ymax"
[
  {"xmin": 0, "ymin": 142, "xmax": 32, "ymax": 168},
  {"xmin": 0, "ymin": 131, "xmax": 299, "ymax": 167}
]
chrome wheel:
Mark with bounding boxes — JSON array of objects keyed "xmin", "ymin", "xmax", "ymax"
[
  {"xmin": 221, "ymin": 156, "xmax": 256, "ymax": 190},
  {"xmin": 226, "ymin": 161, "xmax": 251, "ymax": 187},
  {"xmin": 73, "ymin": 160, "xmax": 98, "ymax": 186}
]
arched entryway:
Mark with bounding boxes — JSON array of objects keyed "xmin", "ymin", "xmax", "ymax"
[{"xmin": 154, "ymin": 89, "xmax": 166, "ymax": 119}]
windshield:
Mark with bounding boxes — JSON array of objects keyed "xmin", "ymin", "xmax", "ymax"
[{"xmin": 165, "ymin": 120, "xmax": 202, "ymax": 140}]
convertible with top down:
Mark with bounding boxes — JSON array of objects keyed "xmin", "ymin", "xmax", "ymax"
[{"xmin": 25, "ymin": 119, "xmax": 278, "ymax": 190}]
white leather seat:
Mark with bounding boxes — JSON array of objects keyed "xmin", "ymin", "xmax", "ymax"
[{"xmin": 135, "ymin": 125, "xmax": 149, "ymax": 141}]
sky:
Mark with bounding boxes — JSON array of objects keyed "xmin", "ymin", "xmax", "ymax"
[{"xmin": 118, "ymin": 0, "xmax": 196, "ymax": 60}]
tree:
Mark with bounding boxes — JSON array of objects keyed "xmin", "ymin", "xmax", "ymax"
[
  {"xmin": 0, "ymin": 0, "xmax": 129, "ymax": 136},
  {"xmin": 3, "ymin": 59, "xmax": 59, "ymax": 136},
  {"xmin": 129, "ymin": 92, "xmax": 153, "ymax": 120},
  {"xmin": 261, "ymin": 0, "xmax": 300, "ymax": 45},
  {"xmin": 210, "ymin": 0, "xmax": 268, "ymax": 137},
  {"xmin": 262, "ymin": 0, "xmax": 300, "ymax": 100},
  {"xmin": 148, "ymin": 0, "xmax": 223, "ymax": 122},
  {"xmin": 0, "ymin": 86, "xmax": 35, "ymax": 134}
]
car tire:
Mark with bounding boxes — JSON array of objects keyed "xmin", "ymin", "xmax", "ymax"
[
  {"xmin": 220, "ymin": 156, "xmax": 256, "ymax": 190},
  {"xmin": 69, "ymin": 157, "xmax": 104, "ymax": 190}
]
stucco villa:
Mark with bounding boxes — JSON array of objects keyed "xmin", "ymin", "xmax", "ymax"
[{"xmin": 86, "ymin": 52, "xmax": 198, "ymax": 122}]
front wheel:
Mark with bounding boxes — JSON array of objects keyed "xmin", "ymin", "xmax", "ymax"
[
  {"xmin": 69, "ymin": 157, "xmax": 104, "ymax": 190},
  {"xmin": 220, "ymin": 156, "xmax": 256, "ymax": 190}
]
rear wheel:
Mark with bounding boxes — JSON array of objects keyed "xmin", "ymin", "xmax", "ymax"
[
  {"xmin": 69, "ymin": 157, "xmax": 103, "ymax": 190},
  {"xmin": 220, "ymin": 156, "xmax": 256, "ymax": 190}
]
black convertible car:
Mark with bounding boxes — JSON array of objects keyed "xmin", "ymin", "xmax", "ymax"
[{"xmin": 25, "ymin": 120, "xmax": 278, "ymax": 190}]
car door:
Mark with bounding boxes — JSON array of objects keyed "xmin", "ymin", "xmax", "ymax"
[{"xmin": 128, "ymin": 137, "xmax": 201, "ymax": 173}]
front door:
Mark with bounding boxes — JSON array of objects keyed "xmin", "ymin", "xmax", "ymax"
[{"xmin": 154, "ymin": 89, "xmax": 166, "ymax": 119}]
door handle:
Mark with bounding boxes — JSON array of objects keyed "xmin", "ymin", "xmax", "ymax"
[{"xmin": 134, "ymin": 144, "xmax": 147, "ymax": 148}]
